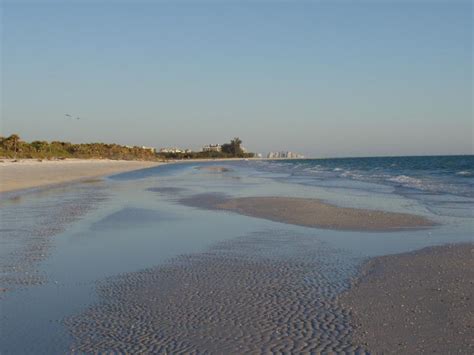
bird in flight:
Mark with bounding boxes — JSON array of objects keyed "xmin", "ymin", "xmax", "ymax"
[{"xmin": 64, "ymin": 114, "xmax": 82, "ymax": 120}]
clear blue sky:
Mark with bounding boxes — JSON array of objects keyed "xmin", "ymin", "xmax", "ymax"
[{"xmin": 2, "ymin": 0, "xmax": 472, "ymax": 157}]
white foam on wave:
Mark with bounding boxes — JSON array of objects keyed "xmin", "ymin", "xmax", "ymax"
[
  {"xmin": 388, "ymin": 175, "xmax": 425, "ymax": 187},
  {"xmin": 260, "ymin": 160, "xmax": 473, "ymax": 198},
  {"xmin": 456, "ymin": 171, "xmax": 473, "ymax": 177},
  {"xmin": 340, "ymin": 170, "xmax": 370, "ymax": 181}
]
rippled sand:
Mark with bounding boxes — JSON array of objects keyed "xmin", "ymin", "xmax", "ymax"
[
  {"xmin": 340, "ymin": 243, "xmax": 474, "ymax": 353},
  {"xmin": 66, "ymin": 230, "xmax": 368, "ymax": 353},
  {"xmin": 182, "ymin": 194, "xmax": 435, "ymax": 231}
]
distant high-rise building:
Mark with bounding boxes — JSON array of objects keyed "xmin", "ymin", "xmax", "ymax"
[{"xmin": 267, "ymin": 151, "xmax": 304, "ymax": 159}]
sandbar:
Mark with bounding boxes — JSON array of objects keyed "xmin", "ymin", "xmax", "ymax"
[{"xmin": 183, "ymin": 195, "xmax": 435, "ymax": 231}]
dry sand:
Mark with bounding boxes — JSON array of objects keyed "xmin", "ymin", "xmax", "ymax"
[
  {"xmin": 339, "ymin": 243, "xmax": 474, "ymax": 354},
  {"xmin": 0, "ymin": 159, "xmax": 161, "ymax": 193},
  {"xmin": 182, "ymin": 194, "xmax": 435, "ymax": 231}
]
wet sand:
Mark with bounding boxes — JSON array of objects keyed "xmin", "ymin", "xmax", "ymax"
[
  {"xmin": 66, "ymin": 230, "xmax": 367, "ymax": 353},
  {"xmin": 0, "ymin": 181, "xmax": 108, "ymax": 294},
  {"xmin": 182, "ymin": 194, "xmax": 435, "ymax": 231},
  {"xmin": 0, "ymin": 159, "xmax": 161, "ymax": 193},
  {"xmin": 339, "ymin": 243, "xmax": 474, "ymax": 353},
  {"xmin": 196, "ymin": 166, "xmax": 233, "ymax": 173}
]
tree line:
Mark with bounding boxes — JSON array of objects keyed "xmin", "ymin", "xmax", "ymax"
[
  {"xmin": 158, "ymin": 138, "xmax": 255, "ymax": 160},
  {"xmin": 0, "ymin": 134, "xmax": 157, "ymax": 161},
  {"xmin": 0, "ymin": 135, "xmax": 255, "ymax": 161}
]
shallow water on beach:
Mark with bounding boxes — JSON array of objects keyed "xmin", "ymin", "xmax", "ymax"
[{"xmin": 1, "ymin": 159, "xmax": 472, "ymax": 353}]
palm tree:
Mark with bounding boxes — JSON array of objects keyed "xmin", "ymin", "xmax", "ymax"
[
  {"xmin": 230, "ymin": 137, "xmax": 243, "ymax": 156},
  {"xmin": 4, "ymin": 134, "xmax": 20, "ymax": 158}
]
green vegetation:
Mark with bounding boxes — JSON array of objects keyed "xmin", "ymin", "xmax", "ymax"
[
  {"xmin": 221, "ymin": 137, "xmax": 243, "ymax": 156},
  {"xmin": 0, "ymin": 134, "xmax": 157, "ymax": 161},
  {"xmin": 0, "ymin": 135, "xmax": 255, "ymax": 161},
  {"xmin": 158, "ymin": 137, "xmax": 255, "ymax": 160}
]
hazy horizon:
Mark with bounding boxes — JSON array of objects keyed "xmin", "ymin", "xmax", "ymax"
[{"xmin": 2, "ymin": 1, "xmax": 472, "ymax": 158}]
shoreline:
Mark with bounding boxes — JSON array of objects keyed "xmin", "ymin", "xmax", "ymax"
[
  {"xmin": 0, "ymin": 159, "xmax": 163, "ymax": 194},
  {"xmin": 0, "ymin": 157, "xmax": 262, "ymax": 194},
  {"xmin": 339, "ymin": 243, "xmax": 474, "ymax": 353}
]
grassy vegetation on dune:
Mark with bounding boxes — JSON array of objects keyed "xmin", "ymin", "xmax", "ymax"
[
  {"xmin": 0, "ymin": 134, "xmax": 158, "ymax": 161},
  {"xmin": 0, "ymin": 135, "xmax": 255, "ymax": 161}
]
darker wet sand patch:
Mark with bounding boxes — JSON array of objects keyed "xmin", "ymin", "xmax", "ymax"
[
  {"xmin": 180, "ymin": 192, "xmax": 229, "ymax": 210},
  {"xmin": 182, "ymin": 194, "xmax": 435, "ymax": 231},
  {"xmin": 81, "ymin": 178, "xmax": 103, "ymax": 184},
  {"xmin": 146, "ymin": 186, "xmax": 187, "ymax": 195},
  {"xmin": 65, "ymin": 230, "xmax": 367, "ymax": 353},
  {"xmin": 339, "ymin": 243, "xmax": 474, "ymax": 353},
  {"xmin": 196, "ymin": 166, "xmax": 233, "ymax": 173}
]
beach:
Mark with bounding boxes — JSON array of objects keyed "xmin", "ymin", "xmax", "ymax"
[
  {"xmin": 0, "ymin": 159, "xmax": 162, "ymax": 193},
  {"xmin": 3, "ymin": 1, "xmax": 471, "ymax": 352},
  {"xmin": 1, "ymin": 157, "xmax": 473, "ymax": 353},
  {"xmin": 65, "ymin": 237, "xmax": 474, "ymax": 353}
]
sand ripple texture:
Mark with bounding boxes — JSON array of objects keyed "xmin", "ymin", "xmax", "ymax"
[
  {"xmin": 66, "ymin": 230, "xmax": 368, "ymax": 354},
  {"xmin": 0, "ymin": 182, "xmax": 107, "ymax": 294}
]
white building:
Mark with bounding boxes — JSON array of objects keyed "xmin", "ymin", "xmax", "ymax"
[
  {"xmin": 202, "ymin": 144, "xmax": 222, "ymax": 152},
  {"xmin": 141, "ymin": 146, "xmax": 156, "ymax": 153},
  {"xmin": 160, "ymin": 147, "xmax": 184, "ymax": 154}
]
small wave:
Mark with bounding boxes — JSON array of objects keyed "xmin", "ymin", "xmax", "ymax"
[
  {"xmin": 388, "ymin": 175, "xmax": 424, "ymax": 187},
  {"xmin": 257, "ymin": 158, "xmax": 474, "ymax": 198},
  {"xmin": 456, "ymin": 171, "xmax": 473, "ymax": 177},
  {"xmin": 340, "ymin": 171, "xmax": 354, "ymax": 178}
]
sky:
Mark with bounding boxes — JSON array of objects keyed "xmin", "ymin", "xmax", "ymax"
[{"xmin": 1, "ymin": 0, "xmax": 472, "ymax": 157}]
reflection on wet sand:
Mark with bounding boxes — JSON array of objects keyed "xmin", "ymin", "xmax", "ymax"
[{"xmin": 0, "ymin": 183, "xmax": 108, "ymax": 294}]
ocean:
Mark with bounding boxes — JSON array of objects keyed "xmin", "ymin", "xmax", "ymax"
[
  {"xmin": 249, "ymin": 155, "xmax": 474, "ymax": 218},
  {"xmin": 253, "ymin": 155, "xmax": 473, "ymax": 196}
]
